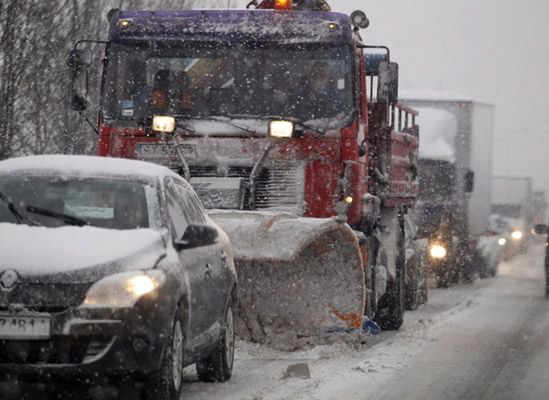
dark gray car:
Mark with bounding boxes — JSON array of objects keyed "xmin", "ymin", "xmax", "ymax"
[{"xmin": 0, "ymin": 155, "xmax": 237, "ymax": 400}]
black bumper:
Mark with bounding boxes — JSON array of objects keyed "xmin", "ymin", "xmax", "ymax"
[{"xmin": 0, "ymin": 300, "xmax": 174, "ymax": 380}]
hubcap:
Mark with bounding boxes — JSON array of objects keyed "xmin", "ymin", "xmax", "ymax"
[
  {"xmin": 225, "ymin": 306, "xmax": 235, "ymax": 369},
  {"xmin": 172, "ymin": 320, "xmax": 184, "ymax": 391}
]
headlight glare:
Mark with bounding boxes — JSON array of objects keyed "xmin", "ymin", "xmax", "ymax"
[
  {"xmin": 269, "ymin": 120, "xmax": 294, "ymax": 138},
  {"xmin": 511, "ymin": 230, "xmax": 523, "ymax": 240},
  {"xmin": 152, "ymin": 115, "xmax": 176, "ymax": 133},
  {"xmin": 82, "ymin": 270, "xmax": 165, "ymax": 308},
  {"xmin": 430, "ymin": 244, "xmax": 447, "ymax": 259},
  {"xmin": 498, "ymin": 237, "xmax": 507, "ymax": 246}
]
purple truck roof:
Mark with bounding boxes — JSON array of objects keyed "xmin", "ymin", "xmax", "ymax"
[{"xmin": 109, "ymin": 9, "xmax": 353, "ymax": 46}]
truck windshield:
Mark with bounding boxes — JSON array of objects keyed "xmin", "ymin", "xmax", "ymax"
[
  {"xmin": 418, "ymin": 159, "xmax": 455, "ymax": 201},
  {"xmin": 102, "ymin": 42, "xmax": 354, "ymax": 126}
]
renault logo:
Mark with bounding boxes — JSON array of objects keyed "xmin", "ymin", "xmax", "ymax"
[{"xmin": 0, "ymin": 270, "xmax": 19, "ymax": 291}]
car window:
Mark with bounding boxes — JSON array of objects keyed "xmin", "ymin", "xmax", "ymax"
[
  {"xmin": 170, "ymin": 179, "xmax": 206, "ymax": 225},
  {"xmin": 165, "ymin": 180, "xmax": 190, "ymax": 240}
]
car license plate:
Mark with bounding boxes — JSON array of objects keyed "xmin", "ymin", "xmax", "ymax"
[
  {"xmin": 136, "ymin": 143, "xmax": 196, "ymax": 159},
  {"xmin": 0, "ymin": 315, "xmax": 52, "ymax": 340}
]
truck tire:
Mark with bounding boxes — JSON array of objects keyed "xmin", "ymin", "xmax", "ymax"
[
  {"xmin": 196, "ymin": 302, "xmax": 235, "ymax": 382},
  {"xmin": 374, "ymin": 212, "xmax": 405, "ymax": 330},
  {"xmin": 405, "ymin": 255, "xmax": 420, "ymax": 310}
]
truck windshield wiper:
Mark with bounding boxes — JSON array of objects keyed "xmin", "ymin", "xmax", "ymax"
[
  {"xmin": 26, "ymin": 205, "xmax": 93, "ymax": 227},
  {"xmin": 232, "ymin": 114, "xmax": 327, "ymax": 135},
  {"xmin": 175, "ymin": 115, "xmax": 257, "ymax": 135},
  {"xmin": 0, "ymin": 190, "xmax": 39, "ymax": 225}
]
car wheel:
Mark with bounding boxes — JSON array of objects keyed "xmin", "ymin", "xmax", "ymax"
[
  {"xmin": 196, "ymin": 302, "xmax": 235, "ymax": 382},
  {"xmin": 143, "ymin": 307, "xmax": 185, "ymax": 400}
]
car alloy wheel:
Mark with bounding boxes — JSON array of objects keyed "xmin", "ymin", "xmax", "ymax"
[{"xmin": 172, "ymin": 320, "xmax": 184, "ymax": 391}]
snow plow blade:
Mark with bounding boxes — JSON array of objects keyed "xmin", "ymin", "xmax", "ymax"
[{"xmin": 209, "ymin": 210, "xmax": 365, "ymax": 336}]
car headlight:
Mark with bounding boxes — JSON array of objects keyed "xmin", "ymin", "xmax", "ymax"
[
  {"xmin": 498, "ymin": 237, "xmax": 507, "ymax": 246},
  {"xmin": 429, "ymin": 244, "xmax": 447, "ymax": 259},
  {"xmin": 81, "ymin": 270, "xmax": 166, "ymax": 308},
  {"xmin": 511, "ymin": 230, "xmax": 523, "ymax": 240}
]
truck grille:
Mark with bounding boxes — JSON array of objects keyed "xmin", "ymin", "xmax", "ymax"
[{"xmin": 189, "ymin": 163, "xmax": 304, "ymax": 212}]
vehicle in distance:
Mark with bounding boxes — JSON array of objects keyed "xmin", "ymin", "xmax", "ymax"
[{"xmin": 0, "ymin": 155, "xmax": 237, "ymax": 400}]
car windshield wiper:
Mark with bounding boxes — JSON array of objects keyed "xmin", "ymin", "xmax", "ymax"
[
  {"xmin": 0, "ymin": 190, "xmax": 39, "ymax": 225},
  {"xmin": 26, "ymin": 205, "xmax": 94, "ymax": 227}
]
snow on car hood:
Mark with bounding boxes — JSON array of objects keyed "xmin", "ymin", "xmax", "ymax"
[{"xmin": 0, "ymin": 223, "xmax": 166, "ymax": 282}]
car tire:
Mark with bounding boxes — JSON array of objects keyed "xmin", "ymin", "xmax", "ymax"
[
  {"xmin": 143, "ymin": 306, "xmax": 186, "ymax": 400},
  {"xmin": 196, "ymin": 302, "xmax": 235, "ymax": 383}
]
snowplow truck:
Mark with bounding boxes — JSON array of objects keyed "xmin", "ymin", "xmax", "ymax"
[{"xmin": 68, "ymin": 1, "xmax": 419, "ymax": 335}]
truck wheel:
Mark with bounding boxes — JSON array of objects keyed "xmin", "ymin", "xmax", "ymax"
[
  {"xmin": 374, "ymin": 213, "xmax": 405, "ymax": 330},
  {"xmin": 143, "ymin": 306, "xmax": 185, "ymax": 400},
  {"xmin": 196, "ymin": 302, "xmax": 235, "ymax": 382},
  {"xmin": 405, "ymin": 255, "xmax": 420, "ymax": 310}
]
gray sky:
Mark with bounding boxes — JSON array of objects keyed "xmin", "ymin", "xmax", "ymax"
[
  {"xmin": 334, "ymin": 0, "xmax": 549, "ymax": 194},
  {"xmin": 231, "ymin": 0, "xmax": 549, "ymax": 194}
]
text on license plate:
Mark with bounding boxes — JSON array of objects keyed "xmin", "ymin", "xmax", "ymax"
[
  {"xmin": 0, "ymin": 315, "xmax": 52, "ymax": 340},
  {"xmin": 136, "ymin": 143, "xmax": 196, "ymax": 159}
]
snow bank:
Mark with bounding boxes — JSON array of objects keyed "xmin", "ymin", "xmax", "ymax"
[
  {"xmin": 0, "ymin": 223, "xmax": 165, "ymax": 278},
  {"xmin": 415, "ymin": 107, "xmax": 458, "ymax": 162}
]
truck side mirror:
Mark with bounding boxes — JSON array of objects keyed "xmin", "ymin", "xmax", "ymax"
[
  {"xmin": 465, "ymin": 170, "xmax": 474, "ymax": 193},
  {"xmin": 68, "ymin": 49, "xmax": 90, "ymax": 111},
  {"xmin": 535, "ymin": 224, "xmax": 548, "ymax": 235},
  {"xmin": 378, "ymin": 62, "xmax": 399, "ymax": 104}
]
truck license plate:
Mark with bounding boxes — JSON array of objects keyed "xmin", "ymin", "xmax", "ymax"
[
  {"xmin": 136, "ymin": 143, "xmax": 196, "ymax": 159},
  {"xmin": 0, "ymin": 315, "xmax": 52, "ymax": 340}
]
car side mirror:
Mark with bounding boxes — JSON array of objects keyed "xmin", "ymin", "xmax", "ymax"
[
  {"xmin": 175, "ymin": 224, "xmax": 219, "ymax": 250},
  {"xmin": 378, "ymin": 61, "xmax": 399, "ymax": 104},
  {"xmin": 68, "ymin": 49, "xmax": 90, "ymax": 111},
  {"xmin": 535, "ymin": 224, "xmax": 548, "ymax": 235},
  {"xmin": 465, "ymin": 170, "xmax": 474, "ymax": 193}
]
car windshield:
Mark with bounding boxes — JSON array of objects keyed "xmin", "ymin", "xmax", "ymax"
[
  {"xmin": 102, "ymin": 41, "xmax": 354, "ymax": 126},
  {"xmin": 0, "ymin": 176, "xmax": 150, "ymax": 229}
]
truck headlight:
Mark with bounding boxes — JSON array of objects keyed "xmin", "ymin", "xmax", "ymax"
[
  {"xmin": 269, "ymin": 120, "xmax": 294, "ymax": 138},
  {"xmin": 429, "ymin": 244, "xmax": 447, "ymax": 259},
  {"xmin": 511, "ymin": 230, "xmax": 523, "ymax": 241},
  {"xmin": 498, "ymin": 237, "xmax": 507, "ymax": 246},
  {"xmin": 152, "ymin": 115, "xmax": 176, "ymax": 133},
  {"xmin": 81, "ymin": 270, "xmax": 166, "ymax": 308}
]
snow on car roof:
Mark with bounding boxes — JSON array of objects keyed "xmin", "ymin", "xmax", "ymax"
[{"xmin": 0, "ymin": 155, "xmax": 180, "ymax": 182}]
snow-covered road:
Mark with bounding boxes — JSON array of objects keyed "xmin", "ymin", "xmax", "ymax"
[
  {"xmin": 181, "ymin": 244, "xmax": 549, "ymax": 400},
  {"xmin": 4, "ymin": 245, "xmax": 548, "ymax": 400}
]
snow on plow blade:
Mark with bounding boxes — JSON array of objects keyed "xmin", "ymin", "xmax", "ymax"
[{"xmin": 209, "ymin": 210, "xmax": 365, "ymax": 335}]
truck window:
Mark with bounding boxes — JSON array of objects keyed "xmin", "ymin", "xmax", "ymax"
[{"xmin": 103, "ymin": 42, "xmax": 354, "ymax": 126}]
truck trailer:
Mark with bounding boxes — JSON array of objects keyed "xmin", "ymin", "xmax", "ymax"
[{"xmin": 401, "ymin": 91, "xmax": 496, "ymax": 286}]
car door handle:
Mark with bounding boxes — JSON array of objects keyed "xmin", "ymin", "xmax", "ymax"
[
  {"xmin": 205, "ymin": 263, "xmax": 212, "ymax": 280},
  {"xmin": 221, "ymin": 250, "xmax": 227, "ymax": 261}
]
